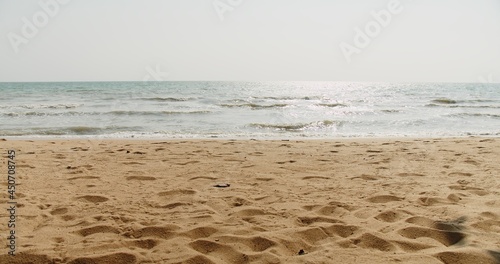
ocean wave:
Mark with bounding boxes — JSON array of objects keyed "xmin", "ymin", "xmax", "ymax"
[
  {"xmin": 110, "ymin": 110, "xmax": 211, "ymax": 116},
  {"xmin": 140, "ymin": 97, "xmax": 195, "ymax": 102},
  {"xmin": 426, "ymin": 104, "xmax": 500, "ymax": 109},
  {"xmin": 23, "ymin": 104, "xmax": 82, "ymax": 109},
  {"xmin": 0, "ymin": 127, "xmax": 101, "ymax": 136},
  {"xmin": 448, "ymin": 113, "xmax": 500, "ymax": 119},
  {"xmin": 0, "ymin": 104, "xmax": 83, "ymax": 110},
  {"xmin": 0, "ymin": 126, "xmax": 137, "ymax": 136},
  {"xmin": 316, "ymin": 103, "xmax": 348, "ymax": 108},
  {"xmin": 67, "ymin": 126, "xmax": 104, "ymax": 134},
  {"xmin": 249, "ymin": 120, "xmax": 341, "ymax": 131},
  {"xmin": 219, "ymin": 103, "xmax": 288, "ymax": 109},
  {"xmin": 3, "ymin": 110, "xmax": 211, "ymax": 117},
  {"xmin": 463, "ymin": 99, "xmax": 498, "ymax": 103},
  {"xmin": 431, "ymin": 98, "xmax": 457, "ymax": 104},
  {"xmin": 253, "ymin": 96, "xmax": 322, "ymax": 100},
  {"xmin": 4, "ymin": 111, "xmax": 93, "ymax": 117}
]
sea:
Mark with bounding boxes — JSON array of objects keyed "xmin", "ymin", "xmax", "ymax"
[{"xmin": 0, "ymin": 81, "xmax": 499, "ymax": 139}]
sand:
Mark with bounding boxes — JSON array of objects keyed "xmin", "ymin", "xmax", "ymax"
[{"xmin": 0, "ymin": 137, "xmax": 499, "ymax": 264}]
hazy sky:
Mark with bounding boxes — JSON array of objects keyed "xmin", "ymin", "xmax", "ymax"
[{"xmin": 1, "ymin": 0, "xmax": 499, "ymax": 82}]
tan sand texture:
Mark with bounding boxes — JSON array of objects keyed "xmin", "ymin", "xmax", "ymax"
[{"xmin": 0, "ymin": 138, "xmax": 499, "ymax": 263}]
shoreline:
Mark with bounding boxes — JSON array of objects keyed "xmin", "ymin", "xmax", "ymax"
[{"xmin": 2, "ymin": 134, "xmax": 500, "ymax": 142}]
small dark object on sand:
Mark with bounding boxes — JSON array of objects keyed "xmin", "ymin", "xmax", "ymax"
[
  {"xmin": 214, "ymin": 183, "xmax": 231, "ymax": 188},
  {"xmin": 298, "ymin": 249, "xmax": 306, "ymax": 255}
]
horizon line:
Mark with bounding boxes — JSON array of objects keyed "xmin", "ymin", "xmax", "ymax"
[{"xmin": 0, "ymin": 80, "xmax": 498, "ymax": 84}]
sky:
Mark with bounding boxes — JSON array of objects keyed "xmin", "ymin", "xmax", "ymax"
[{"xmin": 0, "ymin": 0, "xmax": 499, "ymax": 82}]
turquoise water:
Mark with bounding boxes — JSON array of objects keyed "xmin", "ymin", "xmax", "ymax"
[{"xmin": 0, "ymin": 81, "xmax": 499, "ymax": 138}]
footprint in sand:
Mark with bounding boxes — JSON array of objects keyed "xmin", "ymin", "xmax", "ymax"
[
  {"xmin": 0, "ymin": 254, "xmax": 53, "ymax": 263},
  {"xmin": 70, "ymin": 147, "xmax": 89, "ymax": 151},
  {"xmin": 126, "ymin": 176, "xmax": 157, "ymax": 181},
  {"xmin": 68, "ymin": 253, "xmax": 137, "ymax": 264},
  {"xmin": 276, "ymin": 160, "xmax": 296, "ymax": 164},
  {"xmin": 54, "ymin": 154, "xmax": 66, "ymax": 159},
  {"xmin": 322, "ymin": 224, "xmax": 360, "ymax": 238},
  {"xmin": 52, "ymin": 237, "xmax": 64, "ymax": 244},
  {"xmin": 391, "ymin": 240, "xmax": 435, "ymax": 252},
  {"xmin": 228, "ymin": 236, "xmax": 276, "ymax": 252},
  {"xmin": 68, "ymin": 176, "xmax": 100, "ymax": 181},
  {"xmin": 153, "ymin": 202, "xmax": 191, "ymax": 209},
  {"xmin": 175, "ymin": 160, "xmax": 200, "ymax": 165},
  {"xmin": 16, "ymin": 164, "xmax": 36, "ymax": 168},
  {"xmin": 448, "ymin": 185, "xmax": 489, "ymax": 196},
  {"xmin": 189, "ymin": 240, "xmax": 249, "ymax": 263},
  {"xmin": 351, "ymin": 174, "xmax": 379, "ymax": 181},
  {"xmin": 158, "ymin": 189, "xmax": 196, "ymax": 197},
  {"xmin": 225, "ymin": 197, "xmax": 252, "ymax": 207},
  {"xmin": 76, "ymin": 195, "xmax": 109, "ymax": 203},
  {"xmin": 435, "ymin": 250, "xmax": 500, "ymax": 264},
  {"xmin": 67, "ymin": 169, "xmax": 84, "ymax": 175},
  {"xmin": 130, "ymin": 226, "xmax": 180, "ymax": 239},
  {"xmin": 295, "ymin": 227, "xmax": 330, "ymax": 243},
  {"xmin": 75, "ymin": 225, "xmax": 120, "ymax": 237},
  {"xmin": 189, "ymin": 176, "xmax": 217, "ymax": 181},
  {"xmin": 181, "ymin": 226, "xmax": 218, "ymax": 239},
  {"xmin": 366, "ymin": 150, "xmax": 383, "ymax": 153},
  {"xmin": 60, "ymin": 215, "xmax": 76, "ymax": 221},
  {"xmin": 406, "ymin": 216, "xmax": 465, "ymax": 230},
  {"xmin": 447, "ymin": 193, "xmax": 466, "ymax": 202},
  {"xmin": 50, "ymin": 208, "xmax": 68, "ymax": 215},
  {"xmin": 181, "ymin": 256, "xmax": 215, "ymax": 264},
  {"xmin": 297, "ymin": 216, "xmax": 343, "ymax": 226},
  {"xmin": 350, "ymin": 233, "xmax": 396, "ymax": 252},
  {"xmin": 480, "ymin": 211, "xmax": 499, "ymax": 219},
  {"xmin": 448, "ymin": 172, "xmax": 473, "ymax": 177},
  {"xmin": 418, "ymin": 196, "xmax": 454, "ymax": 206},
  {"xmin": 131, "ymin": 239, "xmax": 159, "ymax": 249},
  {"xmin": 471, "ymin": 220, "xmax": 500, "ymax": 233},
  {"xmin": 302, "ymin": 176, "xmax": 330, "ymax": 180},
  {"xmin": 398, "ymin": 173, "xmax": 425, "ymax": 177},
  {"xmin": 398, "ymin": 227, "xmax": 465, "ymax": 246},
  {"xmin": 398, "ymin": 216, "xmax": 466, "ymax": 246},
  {"xmin": 122, "ymin": 162, "xmax": 145, "ymax": 165},
  {"xmin": 231, "ymin": 208, "xmax": 270, "ymax": 217},
  {"xmin": 255, "ymin": 177, "xmax": 274, "ymax": 182},
  {"xmin": 374, "ymin": 210, "xmax": 412, "ymax": 223},
  {"xmin": 367, "ymin": 195, "xmax": 404, "ymax": 203},
  {"xmin": 448, "ymin": 185, "xmax": 483, "ymax": 191},
  {"xmin": 313, "ymin": 205, "xmax": 352, "ymax": 218}
]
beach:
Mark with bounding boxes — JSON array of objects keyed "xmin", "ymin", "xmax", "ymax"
[
  {"xmin": 3, "ymin": 0, "xmax": 500, "ymax": 263},
  {"xmin": 1, "ymin": 137, "xmax": 499, "ymax": 263}
]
